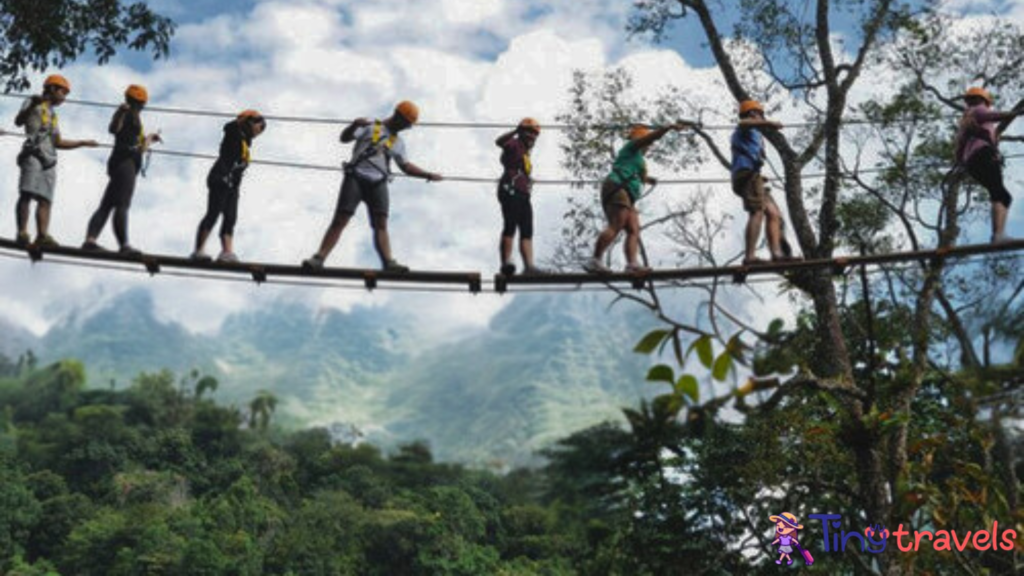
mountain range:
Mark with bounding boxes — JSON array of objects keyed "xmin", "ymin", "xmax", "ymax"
[{"xmin": 0, "ymin": 288, "xmax": 659, "ymax": 466}]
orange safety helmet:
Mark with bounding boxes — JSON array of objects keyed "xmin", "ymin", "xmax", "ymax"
[
  {"xmin": 518, "ymin": 117, "xmax": 541, "ymax": 133},
  {"xmin": 43, "ymin": 74, "xmax": 71, "ymax": 93},
  {"xmin": 125, "ymin": 84, "xmax": 149, "ymax": 104},
  {"xmin": 963, "ymin": 87, "xmax": 993, "ymax": 105},
  {"xmin": 237, "ymin": 109, "xmax": 265, "ymax": 123},
  {"xmin": 628, "ymin": 124, "xmax": 652, "ymax": 141},
  {"xmin": 394, "ymin": 100, "xmax": 420, "ymax": 124},
  {"xmin": 739, "ymin": 99, "xmax": 764, "ymax": 116}
]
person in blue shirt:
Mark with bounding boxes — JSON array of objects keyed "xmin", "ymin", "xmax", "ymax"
[{"xmin": 731, "ymin": 100, "xmax": 798, "ymax": 265}]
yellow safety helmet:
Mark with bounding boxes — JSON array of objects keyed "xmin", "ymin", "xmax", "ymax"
[
  {"xmin": 125, "ymin": 84, "xmax": 149, "ymax": 104},
  {"xmin": 628, "ymin": 124, "xmax": 652, "ymax": 141},
  {"xmin": 518, "ymin": 117, "xmax": 541, "ymax": 133},
  {"xmin": 739, "ymin": 100, "xmax": 764, "ymax": 116},
  {"xmin": 394, "ymin": 100, "xmax": 420, "ymax": 124},
  {"xmin": 43, "ymin": 74, "xmax": 71, "ymax": 93},
  {"xmin": 963, "ymin": 87, "xmax": 993, "ymax": 105}
]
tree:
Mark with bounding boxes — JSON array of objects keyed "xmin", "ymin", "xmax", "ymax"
[
  {"xmin": 248, "ymin": 390, "xmax": 278, "ymax": 432},
  {"xmin": 557, "ymin": 2, "xmax": 1024, "ymax": 574},
  {"xmin": 0, "ymin": 0, "xmax": 174, "ymax": 90}
]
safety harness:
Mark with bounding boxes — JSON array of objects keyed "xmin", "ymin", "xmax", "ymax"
[
  {"xmin": 19, "ymin": 101, "xmax": 60, "ymax": 169},
  {"xmin": 344, "ymin": 120, "xmax": 398, "ymax": 181},
  {"xmin": 500, "ymin": 140, "xmax": 533, "ymax": 197}
]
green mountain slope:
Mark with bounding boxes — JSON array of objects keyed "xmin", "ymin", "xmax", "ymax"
[{"xmin": 27, "ymin": 289, "xmax": 658, "ymax": 464}]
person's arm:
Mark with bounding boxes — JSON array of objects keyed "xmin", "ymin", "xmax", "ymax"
[
  {"xmin": 974, "ymin": 108, "xmax": 1021, "ymax": 124},
  {"xmin": 14, "ymin": 96, "xmax": 43, "ymax": 127},
  {"xmin": 55, "ymin": 137, "xmax": 99, "ymax": 150},
  {"xmin": 632, "ymin": 121, "xmax": 693, "ymax": 148},
  {"xmin": 398, "ymin": 160, "xmax": 443, "ymax": 181},
  {"xmin": 495, "ymin": 128, "xmax": 517, "ymax": 147},
  {"xmin": 341, "ymin": 118, "xmax": 371, "ymax": 143},
  {"xmin": 109, "ymin": 105, "xmax": 130, "ymax": 135}
]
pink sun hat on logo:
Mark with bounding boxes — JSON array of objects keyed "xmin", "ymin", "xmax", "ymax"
[{"xmin": 769, "ymin": 512, "xmax": 804, "ymax": 530}]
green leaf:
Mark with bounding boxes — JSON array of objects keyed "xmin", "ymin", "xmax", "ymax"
[
  {"xmin": 675, "ymin": 375, "xmax": 699, "ymax": 404},
  {"xmin": 712, "ymin": 353, "xmax": 733, "ymax": 382},
  {"xmin": 654, "ymin": 393, "xmax": 684, "ymax": 416},
  {"xmin": 634, "ymin": 329, "xmax": 671, "ymax": 355},
  {"xmin": 646, "ymin": 364, "xmax": 675, "ymax": 385},
  {"xmin": 767, "ymin": 319, "xmax": 784, "ymax": 336},
  {"xmin": 692, "ymin": 335, "xmax": 714, "ymax": 369}
]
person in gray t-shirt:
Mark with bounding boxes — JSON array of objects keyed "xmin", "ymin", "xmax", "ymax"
[
  {"xmin": 303, "ymin": 100, "xmax": 443, "ymax": 272},
  {"xmin": 13, "ymin": 74, "xmax": 98, "ymax": 247}
]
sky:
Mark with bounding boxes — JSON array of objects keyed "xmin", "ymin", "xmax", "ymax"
[{"xmin": 0, "ymin": 0, "xmax": 1022, "ymax": 342}]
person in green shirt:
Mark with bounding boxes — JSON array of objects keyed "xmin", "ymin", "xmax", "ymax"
[{"xmin": 584, "ymin": 122, "xmax": 690, "ymax": 273}]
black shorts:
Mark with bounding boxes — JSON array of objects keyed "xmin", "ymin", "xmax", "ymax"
[
  {"xmin": 334, "ymin": 174, "xmax": 390, "ymax": 218},
  {"xmin": 965, "ymin": 147, "xmax": 1012, "ymax": 208},
  {"xmin": 498, "ymin": 184, "xmax": 534, "ymax": 239}
]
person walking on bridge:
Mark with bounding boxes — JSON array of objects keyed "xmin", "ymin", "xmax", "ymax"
[
  {"xmin": 13, "ymin": 74, "xmax": 98, "ymax": 248},
  {"xmin": 303, "ymin": 101, "xmax": 443, "ymax": 272},
  {"xmin": 954, "ymin": 86, "xmax": 1023, "ymax": 244}
]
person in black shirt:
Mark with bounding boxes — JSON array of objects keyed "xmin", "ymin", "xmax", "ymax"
[
  {"xmin": 82, "ymin": 84, "xmax": 161, "ymax": 255},
  {"xmin": 191, "ymin": 110, "xmax": 267, "ymax": 263}
]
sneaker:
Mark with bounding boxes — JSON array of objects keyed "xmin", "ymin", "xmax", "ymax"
[
  {"xmin": 500, "ymin": 262, "xmax": 517, "ymax": 276},
  {"xmin": 119, "ymin": 245, "xmax": 142, "ymax": 257},
  {"xmin": 742, "ymin": 256, "xmax": 769, "ymax": 266},
  {"xmin": 190, "ymin": 251, "xmax": 212, "ymax": 262},
  {"xmin": 583, "ymin": 257, "xmax": 611, "ymax": 274},
  {"xmin": 624, "ymin": 263, "xmax": 651, "ymax": 274},
  {"xmin": 302, "ymin": 254, "xmax": 325, "ymax": 271},
  {"xmin": 81, "ymin": 241, "xmax": 107, "ymax": 252},
  {"xmin": 15, "ymin": 232, "xmax": 31, "ymax": 247},
  {"xmin": 522, "ymin": 265, "xmax": 549, "ymax": 275},
  {"xmin": 217, "ymin": 251, "xmax": 239, "ymax": 264},
  {"xmin": 34, "ymin": 235, "xmax": 59, "ymax": 249},
  {"xmin": 991, "ymin": 233, "xmax": 1015, "ymax": 244},
  {"xmin": 771, "ymin": 253, "xmax": 803, "ymax": 263},
  {"xmin": 383, "ymin": 259, "xmax": 410, "ymax": 273}
]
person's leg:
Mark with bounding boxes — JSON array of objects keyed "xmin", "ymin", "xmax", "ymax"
[
  {"xmin": 967, "ymin": 149, "xmax": 1013, "ymax": 240},
  {"xmin": 36, "ymin": 199, "xmax": 52, "ymax": 239},
  {"xmin": 518, "ymin": 196, "xmax": 536, "ymax": 269},
  {"xmin": 764, "ymin": 198, "xmax": 784, "ymax": 257},
  {"xmin": 219, "ymin": 187, "xmax": 239, "ymax": 255},
  {"xmin": 86, "ymin": 180, "xmax": 119, "ymax": 244},
  {"xmin": 195, "ymin": 182, "xmax": 226, "ymax": 254},
  {"xmin": 623, "ymin": 209, "xmax": 642, "ymax": 267},
  {"xmin": 111, "ymin": 163, "xmax": 138, "ymax": 249},
  {"xmin": 314, "ymin": 176, "xmax": 360, "ymax": 260},
  {"xmin": 371, "ymin": 213, "xmax": 393, "ymax": 265},
  {"xmin": 499, "ymin": 194, "xmax": 517, "ymax": 272},
  {"xmin": 15, "ymin": 193, "xmax": 32, "ymax": 239}
]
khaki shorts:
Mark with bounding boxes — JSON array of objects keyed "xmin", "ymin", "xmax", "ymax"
[
  {"xmin": 732, "ymin": 170, "xmax": 771, "ymax": 213},
  {"xmin": 600, "ymin": 180, "xmax": 635, "ymax": 221}
]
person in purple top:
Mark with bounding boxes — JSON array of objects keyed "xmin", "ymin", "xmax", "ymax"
[
  {"xmin": 494, "ymin": 118, "xmax": 544, "ymax": 276},
  {"xmin": 954, "ymin": 87, "xmax": 1024, "ymax": 243}
]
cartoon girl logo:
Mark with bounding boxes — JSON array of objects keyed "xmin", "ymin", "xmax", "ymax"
[{"xmin": 770, "ymin": 512, "xmax": 813, "ymax": 566}]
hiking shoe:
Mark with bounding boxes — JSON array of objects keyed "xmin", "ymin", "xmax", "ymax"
[
  {"xmin": 522, "ymin": 265, "xmax": 549, "ymax": 276},
  {"xmin": 34, "ymin": 235, "xmax": 59, "ymax": 249},
  {"xmin": 991, "ymin": 233, "xmax": 1016, "ymax": 245},
  {"xmin": 624, "ymin": 262, "xmax": 651, "ymax": 274},
  {"xmin": 302, "ymin": 254, "xmax": 325, "ymax": 271},
  {"xmin": 190, "ymin": 251, "xmax": 212, "ymax": 262},
  {"xmin": 217, "ymin": 251, "xmax": 239, "ymax": 264},
  {"xmin": 500, "ymin": 262, "xmax": 517, "ymax": 276},
  {"xmin": 384, "ymin": 259, "xmax": 410, "ymax": 273},
  {"xmin": 81, "ymin": 241, "xmax": 107, "ymax": 252},
  {"xmin": 771, "ymin": 253, "xmax": 803, "ymax": 263},
  {"xmin": 583, "ymin": 257, "xmax": 611, "ymax": 274},
  {"xmin": 119, "ymin": 245, "xmax": 142, "ymax": 257},
  {"xmin": 15, "ymin": 232, "xmax": 31, "ymax": 247}
]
